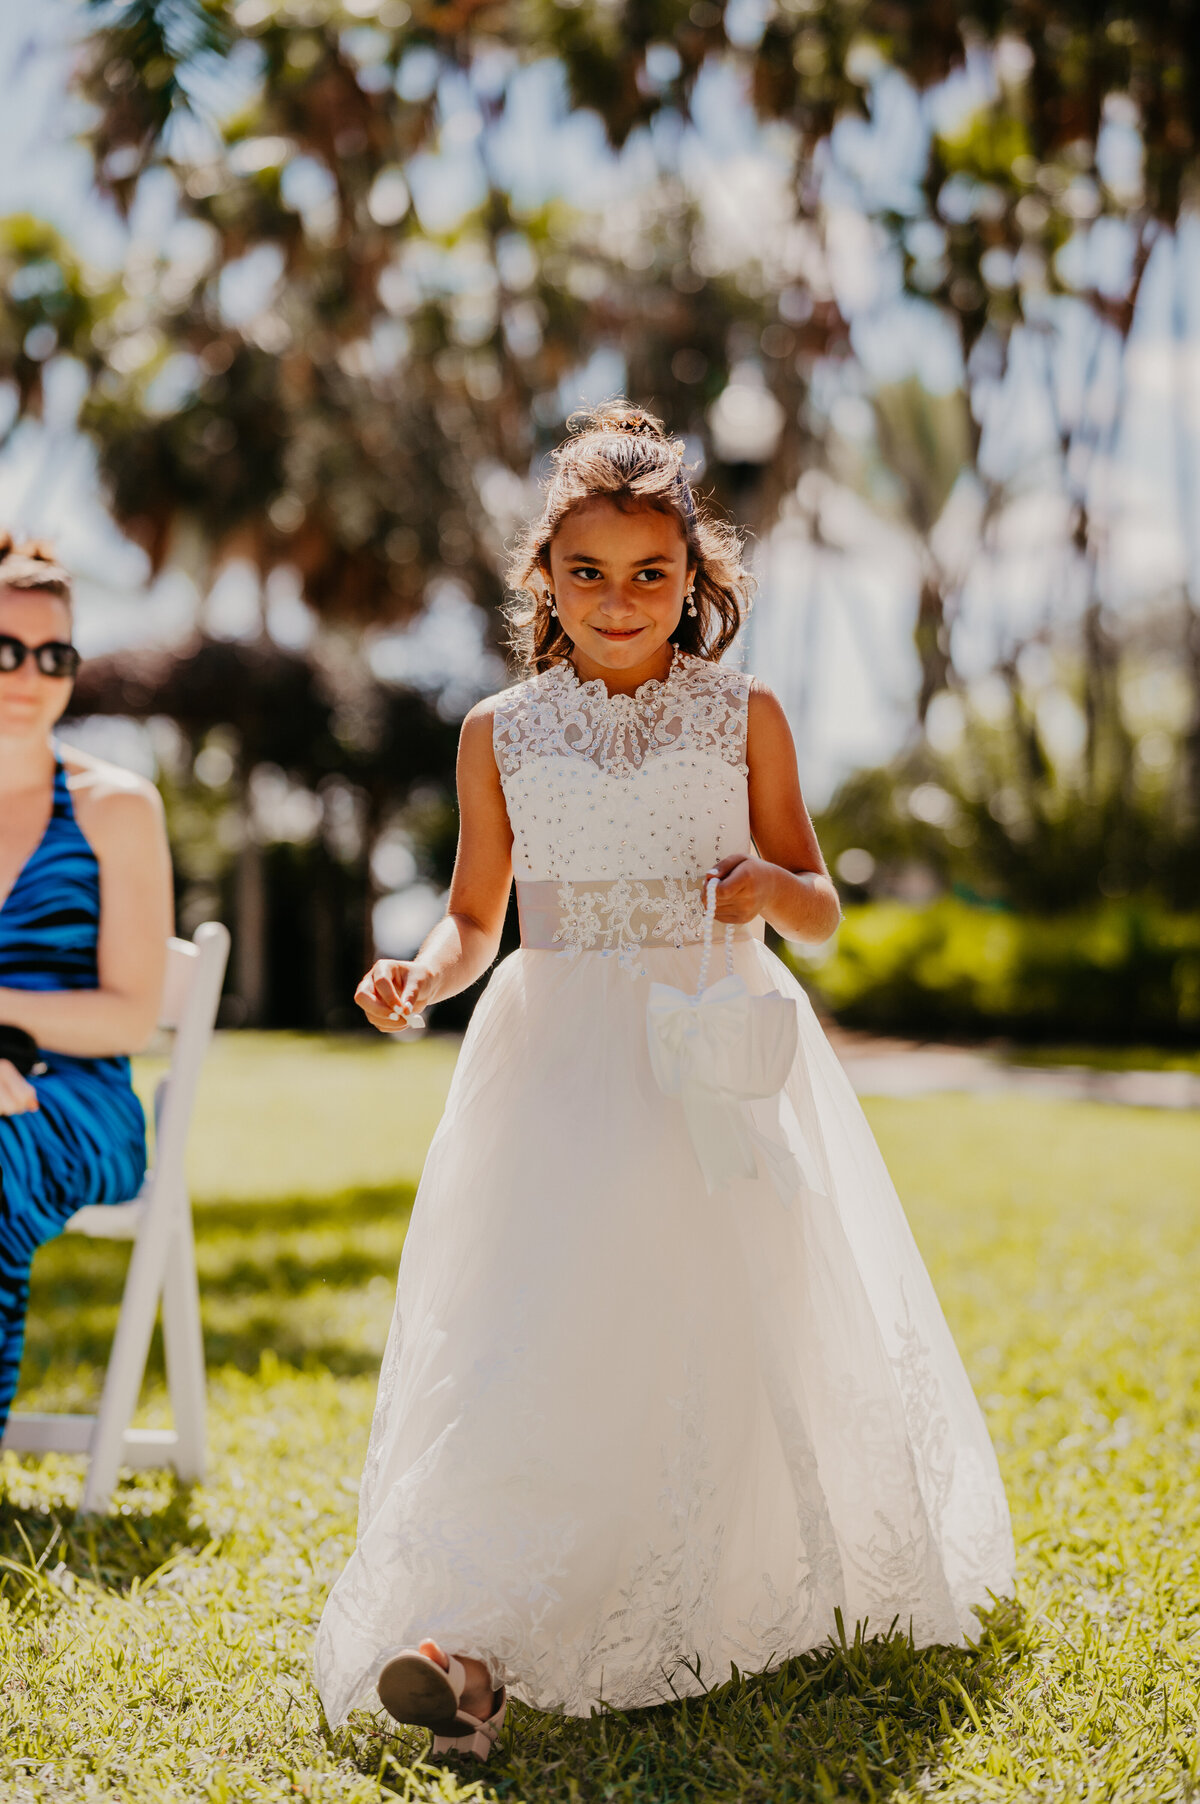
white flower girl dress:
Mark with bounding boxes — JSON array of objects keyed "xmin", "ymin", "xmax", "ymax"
[{"xmin": 314, "ymin": 646, "xmax": 1014, "ymax": 1727}]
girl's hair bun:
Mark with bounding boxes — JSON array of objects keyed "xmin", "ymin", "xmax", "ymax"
[{"xmin": 572, "ymin": 402, "xmax": 669, "ymax": 442}]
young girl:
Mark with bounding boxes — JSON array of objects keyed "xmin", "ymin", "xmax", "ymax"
[{"xmin": 314, "ymin": 405, "xmax": 1014, "ymax": 1757}]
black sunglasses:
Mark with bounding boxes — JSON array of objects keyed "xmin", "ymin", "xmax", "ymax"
[{"xmin": 0, "ymin": 633, "xmax": 81, "ymax": 678}]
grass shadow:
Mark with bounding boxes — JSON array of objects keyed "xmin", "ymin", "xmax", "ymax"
[
  {"xmin": 18, "ymin": 1182, "xmax": 416, "ymax": 1395},
  {"xmin": 0, "ymin": 1481, "xmax": 216, "ymax": 1605},
  {"xmin": 334, "ymin": 1601, "xmax": 1026, "ymax": 1803}
]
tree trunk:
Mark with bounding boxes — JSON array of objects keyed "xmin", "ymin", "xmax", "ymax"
[
  {"xmin": 914, "ymin": 572, "xmax": 952, "ymax": 724},
  {"xmin": 234, "ymin": 828, "xmax": 267, "ymax": 1027}
]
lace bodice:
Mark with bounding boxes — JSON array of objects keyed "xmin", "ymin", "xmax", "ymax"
[{"xmin": 493, "ymin": 647, "xmax": 752, "ymax": 886}]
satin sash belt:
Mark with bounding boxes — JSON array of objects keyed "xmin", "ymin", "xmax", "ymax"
[{"xmin": 516, "ymin": 876, "xmax": 754, "ymax": 955}]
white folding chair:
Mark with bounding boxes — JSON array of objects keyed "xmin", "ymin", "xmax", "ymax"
[{"xmin": 2, "ymin": 921, "xmax": 230, "ymax": 1513}]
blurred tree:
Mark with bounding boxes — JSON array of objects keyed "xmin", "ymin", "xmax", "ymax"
[
  {"xmin": 532, "ymin": 3, "xmax": 1195, "ymax": 785},
  {"xmin": 5, "ymin": 3, "xmax": 1198, "ymax": 643},
  {"xmin": 825, "ymin": 377, "xmax": 976, "ymax": 723},
  {"xmin": 68, "ymin": 0, "xmax": 578, "ymax": 622},
  {"xmin": 0, "ymin": 216, "xmax": 118, "ymax": 424},
  {"xmin": 0, "ymin": 0, "xmax": 795, "ymax": 1024},
  {"xmin": 5, "ymin": 0, "xmax": 1200, "ymax": 987},
  {"xmin": 710, "ymin": 0, "xmax": 1200, "ymax": 856},
  {"xmin": 5, "ymin": 0, "xmax": 822, "ymax": 631},
  {"xmin": 741, "ymin": 2, "xmax": 1197, "ymax": 726},
  {"xmin": 69, "ymin": 637, "xmax": 461, "ymax": 1022},
  {"xmin": 815, "ymin": 636, "xmax": 1191, "ymax": 917}
]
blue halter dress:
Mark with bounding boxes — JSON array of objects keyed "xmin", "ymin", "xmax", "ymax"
[{"xmin": 0, "ymin": 757, "xmax": 147, "ymax": 1429}]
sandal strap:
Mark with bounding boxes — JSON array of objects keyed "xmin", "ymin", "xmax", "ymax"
[{"xmin": 430, "ymin": 1688, "xmax": 507, "ymax": 1760}]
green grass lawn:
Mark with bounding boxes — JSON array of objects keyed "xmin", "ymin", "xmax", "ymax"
[{"xmin": 4, "ymin": 1033, "xmax": 1200, "ymax": 1802}]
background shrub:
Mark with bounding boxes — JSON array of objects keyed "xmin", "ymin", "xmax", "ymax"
[{"xmin": 786, "ymin": 900, "xmax": 1200, "ymax": 1044}]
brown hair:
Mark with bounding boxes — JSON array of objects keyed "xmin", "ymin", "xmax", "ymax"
[
  {"xmin": 505, "ymin": 401, "xmax": 753, "ymax": 672},
  {"xmin": 0, "ymin": 533, "xmax": 72, "ymax": 604}
]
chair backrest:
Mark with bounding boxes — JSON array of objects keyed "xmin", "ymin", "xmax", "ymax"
[
  {"xmin": 159, "ymin": 938, "xmax": 203, "ymax": 1031},
  {"xmin": 148, "ymin": 922, "xmax": 231, "ymax": 1209}
]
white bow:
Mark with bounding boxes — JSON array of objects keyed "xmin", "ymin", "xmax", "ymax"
[{"xmin": 646, "ymin": 968, "xmax": 802, "ymax": 1203}]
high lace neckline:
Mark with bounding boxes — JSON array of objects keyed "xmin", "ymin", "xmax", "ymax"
[{"xmin": 553, "ymin": 642, "xmax": 685, "ymax": 709}]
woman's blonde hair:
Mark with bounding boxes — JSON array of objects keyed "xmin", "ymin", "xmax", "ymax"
[
  {"xmin": 504, "ymin": 402, "xmax": 752, "ymax": 672},
  {"xmin": 0, "ymin": 533, "xmax": 72, "ymax": 604}
]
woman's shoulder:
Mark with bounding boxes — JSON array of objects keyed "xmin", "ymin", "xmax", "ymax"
[{"xmin": 60, "ymin": 748, "xmax": 165, "ymax": 852}]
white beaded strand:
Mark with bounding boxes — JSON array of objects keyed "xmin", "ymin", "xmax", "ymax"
[{"xmin": 694, "ymin": 874, "xmax": 735, "ymax": 1000}]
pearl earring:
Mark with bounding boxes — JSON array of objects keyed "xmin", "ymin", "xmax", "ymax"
[
  {"xmin": 546, "ymin": 591, "xmax": 557, "ymax": 619},
  {"xmin": 685, "ymin": 588, "xmax": 698, "ymax": 617}
]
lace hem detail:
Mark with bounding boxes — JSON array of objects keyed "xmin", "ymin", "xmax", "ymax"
[{"xmin": 316, "ymin": 1324, "xmax": 1015, "ymax": 1723}]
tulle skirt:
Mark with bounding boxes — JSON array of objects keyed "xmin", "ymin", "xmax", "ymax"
[{"xmin": 314, "ymin": 936, "xmax": 1014, "ymax": 1725}]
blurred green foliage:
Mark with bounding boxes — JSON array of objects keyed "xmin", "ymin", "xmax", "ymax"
[
  {"xmin": 815, "ymin": 633, "xmax": 1199, "ymax": 927},
  {"xmin": 0, "ymin": 216, "xmax": 120, "ymax": 410},
  {"xmin": 791, "ymin": 897, "xmax": 1200, "ymax": 1044},
  {"xmin": 44, "ymin": 0, "xmax": 790, "ymax": 618}
]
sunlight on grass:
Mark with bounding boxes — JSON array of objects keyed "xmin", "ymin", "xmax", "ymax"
[
  {"xmin": 134, "ymin": 1030, "xmax": 461, "ymax": 1202},
  {"xmin": 4, "ymin": 1035, "xmax": 1200, "ymax": 1801}
]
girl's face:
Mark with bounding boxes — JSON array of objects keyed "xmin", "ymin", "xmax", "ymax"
[
  {"xmin": 0, "ymin": 588, "xmax": 75, "ymax": 745},
  {"xmin": 544, "ymin": 499, "xmax": 692, "ymax": 673}
]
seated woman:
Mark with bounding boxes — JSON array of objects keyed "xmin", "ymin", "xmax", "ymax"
[{"xmin": 0, "ymin": 536, "xmax": 172, "ymax": 1435}]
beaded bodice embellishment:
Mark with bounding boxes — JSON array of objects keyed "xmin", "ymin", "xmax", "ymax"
[{"xmin": 494, "ymin": 648, "xmax": 753, "ymax": 971}]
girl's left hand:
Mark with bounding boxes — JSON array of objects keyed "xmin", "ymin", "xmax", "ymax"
[{"xmin": 704, "ymin": 854, "xmax": 774, "ymax": 925}]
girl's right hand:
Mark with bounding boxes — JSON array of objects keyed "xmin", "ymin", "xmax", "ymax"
[
  {"xmin": 355, "ymin": 960, "xmax": 436, "ymax": 1033},
  {"xmin": 0, "ymin": 1058, "xmax": 39, "ymax": 1115}
]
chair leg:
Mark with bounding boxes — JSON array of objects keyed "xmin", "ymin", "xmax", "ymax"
[
  {"xmin": 80, "ymin": 1211, "xmax": 172, "ymax": 1514},
  {"xmin": 161, "ymin": 1210, "xmax": 206, "ymax": 1484}
]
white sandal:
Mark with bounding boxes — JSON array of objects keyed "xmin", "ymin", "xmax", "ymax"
[{"xmin": 376, "ymin": 1646, "xmax": 507, "ymax": 1761}]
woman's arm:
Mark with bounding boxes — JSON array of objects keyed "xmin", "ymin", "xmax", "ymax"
[
  {"xmin": 356, "ymin": 701, "xmax": 513, "ymax": 1032},
  {"xmin": 0, "ymin": 770, "xmax": 173, "ymax": 1058},
  {"xmin": 708, "ymin": 680, "xmax": 842, "ymax": 945}
]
